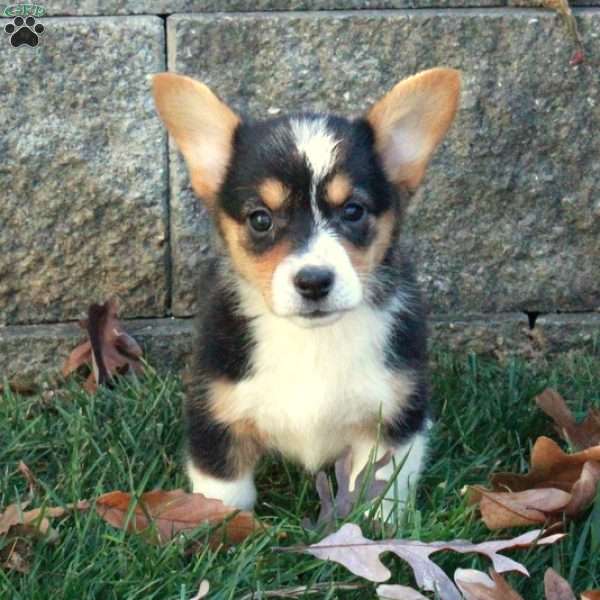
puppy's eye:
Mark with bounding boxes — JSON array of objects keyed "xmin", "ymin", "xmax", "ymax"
[
  {"xmin": 342, "ymin": 201, "xmax": 366, "ymax": 223},
  {"xmin": 248, "ymin": 209, "xmax": 273, "ymax": 233}
]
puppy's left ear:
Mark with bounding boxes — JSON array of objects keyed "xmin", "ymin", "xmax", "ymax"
[{"xmin": 366, "ymin": 68, "xmax": 461, "ymax": 191}]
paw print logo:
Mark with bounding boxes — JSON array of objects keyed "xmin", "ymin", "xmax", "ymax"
[{"xmin": 4, "ymin": 16, "xmax": 44, "ymax": 47}]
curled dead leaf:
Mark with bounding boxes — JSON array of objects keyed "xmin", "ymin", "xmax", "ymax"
[
  {"xmin": 491, "ymin": 437, "xmax": 600, "ymax": 493},
  {"xmin": 536, "ymin": 389, "xmax": 600, "ymax": 451},
  {"xmin": 63, "ymin": 298, "xmax": 143, "ymax": 393}
]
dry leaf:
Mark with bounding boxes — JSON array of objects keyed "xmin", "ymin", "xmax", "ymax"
[
  {"xmin": 469, "ymin": 486, "xmax": 572, "ymax": 529},
  {"xmin": 455, "ymin": 569, "xmax": 524, "ymax": 600},
  {"xmin": 95, "ymin": 489, "xmax": 261, "ymax": 547},
  {"xmin": 582, "ymin": 592, "xmax": 600, "ymax": 600},
  {"xmin": 377, "ymin": 584, "xmax": 429, "ymax": 599},
  {"xmin": 17, "ymin": 461, "xmax": 38, "ymax": 495},
  {"xmin": 190, "ymin": 580, "xmax": 210, "ymax": 599},
  {"xmin": 282, "ymin": 523, "xmax": 563, "ymax": 600},
  {"xmin": 544, "ymin": 568, "xmax": 576, "ymax": 600},
  {"xmin": 304, "ymin": 447, "xmax": 391, "ymax": 530},
  {"xmin": 491, "ymin": 437, "xmax": 600, "ymax": 493},
  {"xmin": 63, "ymin": 298, "xmax": 143, "ymax": 393},
  {"xmin": 536, "ymin": 389, "xmax": 600, "ymax": 451}
]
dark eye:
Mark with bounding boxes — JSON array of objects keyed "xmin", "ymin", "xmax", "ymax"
[
  {"xmin": 248, "ymin": 209, "xmax": 273, "ymax": 233},
  {"xmin": 342, "ymin": 201, "xmax": 366, "ymax": 223}
]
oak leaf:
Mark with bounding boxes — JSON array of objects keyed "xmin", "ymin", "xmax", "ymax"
[
  {"xmin": 95, "ymin": 489, "xmax": 262, "ymax": 548},
  {"xmin": 282, "ymin": 523, "xmax": 563, "ymax": 600},
  {"xmin": 377, "ymin": 584, "xmax": 429, "ymax": 599},
  {"xmin": 305, "ymin": 446, "xmax": 391, "ymax": 530},
  {"xmin": 536, "ymin": 389, "xmax": 600, "ymax": 451},
  {"xmin": 63, "ymin": 298, "xmax": 143, "ymax": 393},
  {"xmin": 544, "ymin": 568, "xmax": 577, "ymax": 600},
  {"xmin": 454, "ymin": 569, "xmax": 524, "ymax": 600}
]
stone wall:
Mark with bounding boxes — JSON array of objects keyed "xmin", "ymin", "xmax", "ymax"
[{"xmin": 1, "ymin": 1, "xmax": 599, "ymax": 385}]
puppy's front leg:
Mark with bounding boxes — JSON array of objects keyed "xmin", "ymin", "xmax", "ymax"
[
  {"xmin": 350, "ymin": 429, "xmax": 430, "ymax": 520},
  {"xmin": 185, "ymin": 391, "xmax": 264, "ymax": 511}
]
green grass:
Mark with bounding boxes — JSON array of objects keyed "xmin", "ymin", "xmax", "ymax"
[{"xmin": 1, "ymin": 352, "xmax": 599, "ymax": 599}]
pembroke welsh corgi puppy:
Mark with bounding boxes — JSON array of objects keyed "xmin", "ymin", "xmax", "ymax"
[{"xmin": 152, "ymin": 68, "xmax": 460, "ymax": 517}]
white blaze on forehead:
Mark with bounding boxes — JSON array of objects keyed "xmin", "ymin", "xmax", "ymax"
[
  {"xmin": 290, "ymin": 118, "xmax": 339, "ymax": 222},
  {"xmin": 290, "ymin": 118, "xmax": 339, "ymax": 180}
]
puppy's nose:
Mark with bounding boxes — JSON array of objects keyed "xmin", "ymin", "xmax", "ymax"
[{"xmin": 294, "ymin": 267, "xmax": 335, "ymax": 300}]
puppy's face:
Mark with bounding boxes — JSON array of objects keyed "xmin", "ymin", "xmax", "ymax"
[{"xmin": 153, "ymin": 70, "xmax": 460, "ymax": 325}]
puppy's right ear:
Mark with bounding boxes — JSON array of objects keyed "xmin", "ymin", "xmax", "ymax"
[{"xmin": 152, "ymin": 73, "xmax": 240, "ymax": 205}]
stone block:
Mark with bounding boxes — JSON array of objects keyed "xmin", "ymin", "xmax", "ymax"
[
  {"xmin": 167, "ymin": 10, "xmax": 600, "ymax": 316},
  {"xmin": 0, "ymin": 16, "xmax": 168, "ymax": 324}
]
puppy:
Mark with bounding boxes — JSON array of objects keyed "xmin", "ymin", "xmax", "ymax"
[{"xmin": 152, "ymin": 68, "xmax": 460, "ymax": 517}]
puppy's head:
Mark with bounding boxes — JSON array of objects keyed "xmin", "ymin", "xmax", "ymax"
[{"xmin": 153, "ymin": 70, "xmax": 460, "ymax": 326}]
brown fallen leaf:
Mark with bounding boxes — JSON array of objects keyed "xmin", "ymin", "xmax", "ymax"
[
  {"xmin": 582, "ymin": 592, "xmax": 600, "ymax": 600},
  {"xmin": 18, "ymin": 461, "xmax": 38, "ymax": 495},
  {"xmin": 95, "ymin": 489, "xmax": 262, "ymax": 548},
  {"xmin": 304, "ymin": 446, "xmax": 391, "ymax": 530},
  {"xmin": 544, "ymin": 568, "xmax": 577, "ymax": 600},
  {"xmin": 280, "ymin": 523, "xmax": 564, "ymax": 600},
  {"xmin": 455, "ymin": 569, "xmax": 524, "ymax": 600},
  {"xmin": 564, "ymin": 460, "xmax": 600, "ymax": 517},
  {"xmin": 491, "ymin": 437, "xmax": 600, "ymax": 493},
  {"xmin": 63, "ymin": 298, "xmax": 143, "ymax": 393},
  {"xmin": 536, "ymin": 389, "xmax": 600, "ymax": 451},
  {"xmin": 469, "ymin": 486, "xmax": 572, "ymax": 529}
]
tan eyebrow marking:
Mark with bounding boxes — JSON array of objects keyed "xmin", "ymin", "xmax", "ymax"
[
  {"xmin": 258, "ymin": 178, "xmax": 289, "ymax": 211},
  {"xmin": 326, "ymin": 173, "xmax": 353, "ymax": 206}
]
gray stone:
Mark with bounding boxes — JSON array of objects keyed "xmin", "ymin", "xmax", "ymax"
[
  {"xmin": 167, "ymin": 10, "xmax": 600, "ymax": 316},
  {"xmin": 430, "ymin": 314, "xmax": 531, "ymax": 356},
  {"xmin": 0, "ymin": 17, "xmax": 168, "ymax": 325},
  {"xmin": 0, "ymin": 318, "xmax": 194, "ymax": 388},
  {"xmin": 535, "ymin": 313, "xmax": 600, "ymax": 354},
  {"xmin": 2, "ymin": 313, "xmax": 597, "ymax": 387},
  {"xmin": 35, "ymin": 1, "xmax": 600, "ymax": 15}
]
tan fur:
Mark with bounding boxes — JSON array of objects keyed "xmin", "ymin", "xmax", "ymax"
[
  {"xmin": 218, "ymin": 212, "xmax": 292, "ymax": 308},
  {"xmin": 341, "ymin": 210, "xmax": 395, "ymax": 278},
  {"xmin": 152, "ymin": 73, "xmax": 240, "ymax": 204},
  {"xmin": 208, "ymin": 379, "xmax": 267, "ymax": 474},
  {"xmin": 258, "ymin": 178, "xmax": 288, "ymax": 211},
  {"xmin": 367, "ymin": 68, "xmax": 461, "ymax": 190},
  {"xmin": 325, "ymin": 173, "xmax": 353, "ymax": 206}
]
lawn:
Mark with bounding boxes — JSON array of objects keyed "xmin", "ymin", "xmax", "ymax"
[{"xmin": 1, "ymin": 352, "xmax": 599, "ymax": 599}]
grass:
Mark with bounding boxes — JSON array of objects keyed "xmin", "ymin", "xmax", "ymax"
[{"xmin": 1, "ymin": 351, "xmax": 599, "ymax": 599}]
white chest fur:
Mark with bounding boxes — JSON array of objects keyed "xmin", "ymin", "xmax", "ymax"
[{"xmin": 230, "ymin": 302, "xmax": 404, "ymax": 471}]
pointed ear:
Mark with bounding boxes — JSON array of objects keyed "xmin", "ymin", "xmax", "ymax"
[
  {"xmin": 366, "ymin": 68, "xmax": 461, "ymax": 191},
  {"xmin": 152, "ymin": 72, "xmax": 240, "ymax": 205}
]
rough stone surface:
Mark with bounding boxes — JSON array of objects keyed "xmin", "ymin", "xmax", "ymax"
[
  {"xmin": 2, "ymin": 313, "xmax": 597, "ymax": 386},
  {"xmin": 535, "ymin": 313, "xmax": 600, "ymax": 353},
  {"xmin": 35, "ymin": 1, "xmax": 600, "ymax": 15},
  {"xmin": 0, "ymin": 17, "xmax": 168, "ymax": 325},
  {"xmin": 167, "ymin": 10, "xmax": 600, "ymax": 317},
  {"xmin": 0, "ymin": 318, "xmax": 194, "ymax": 388}
]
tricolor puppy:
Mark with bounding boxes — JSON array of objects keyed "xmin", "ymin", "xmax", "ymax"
[{"xmin": 152, "ymin": 69, "xmax": 460, "ymax": 517}]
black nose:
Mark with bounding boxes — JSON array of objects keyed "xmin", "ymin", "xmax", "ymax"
[{"xmin": 294, "ymin": 267, "xmax": 335, "ymax": 300}]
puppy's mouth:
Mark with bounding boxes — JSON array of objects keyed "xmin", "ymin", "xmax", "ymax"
[{"xmin": 290, "ymin": 307, "xmax": 349, "ymax": 328}]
